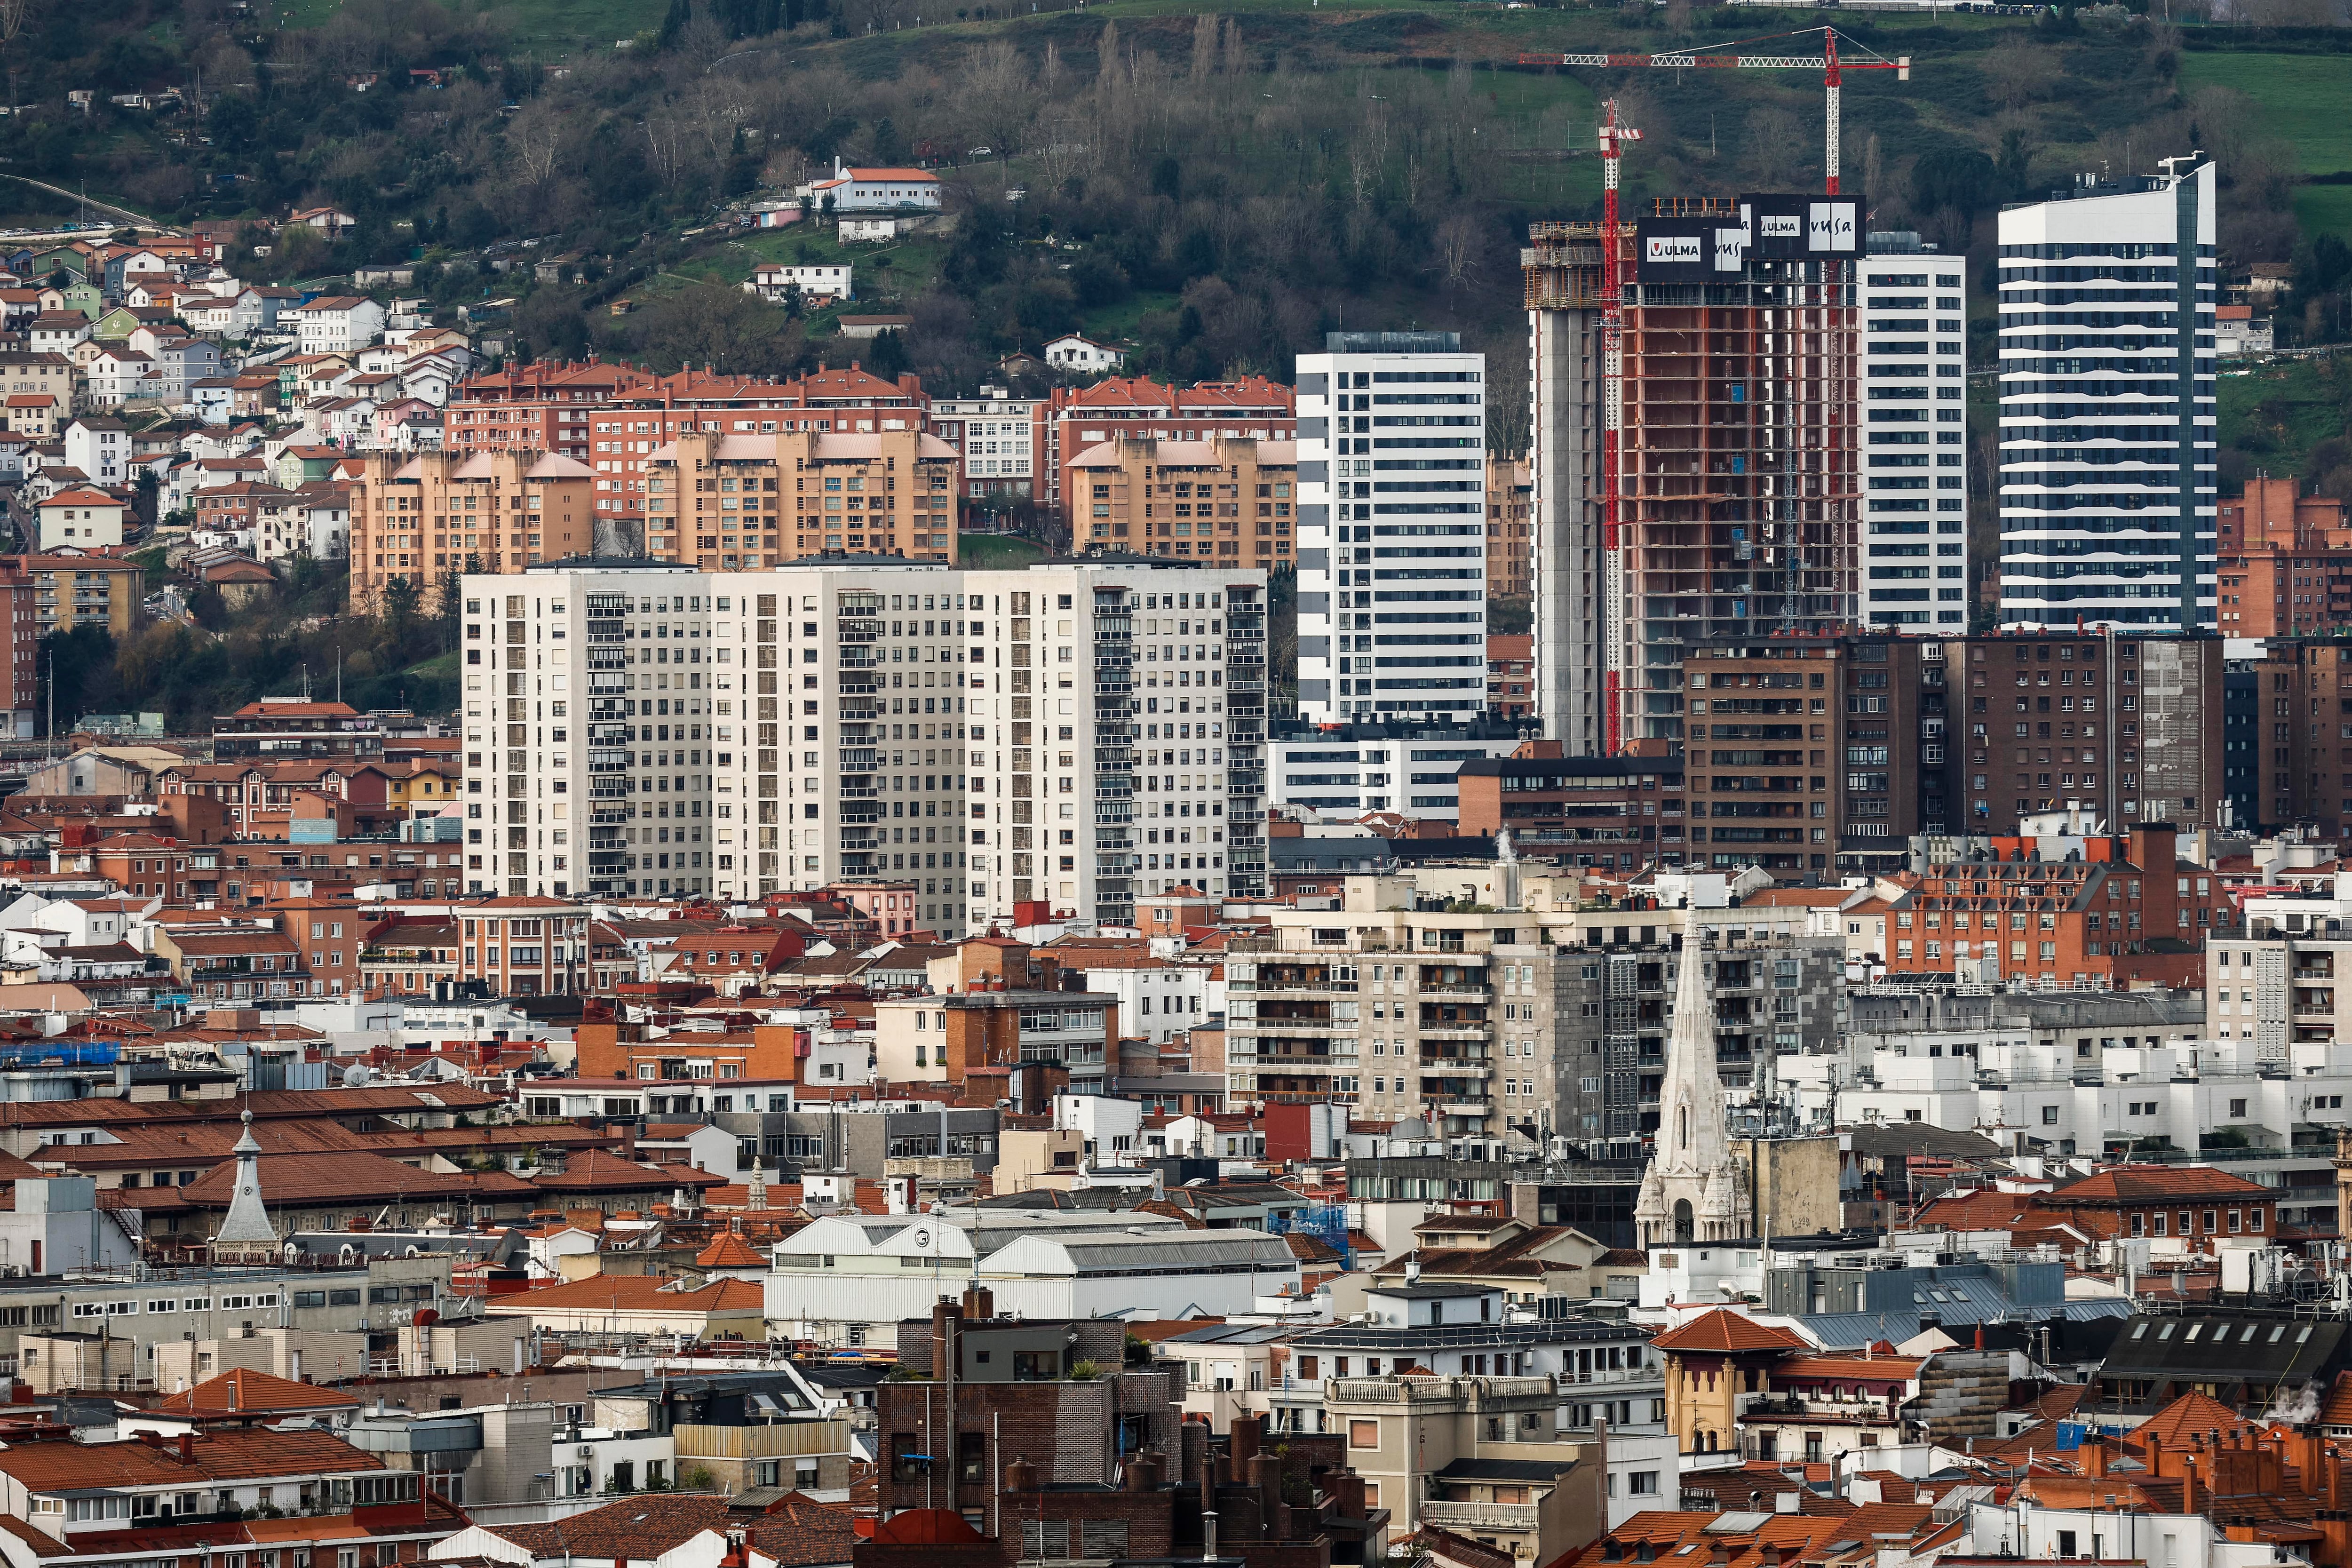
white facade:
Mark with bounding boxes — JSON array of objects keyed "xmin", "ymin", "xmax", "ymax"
[
  {"xmin": 798, "ymin": 164, "xmax": 943, "ymax": 214},
  {"xmin": 1296, "ymin": 333, "xmax": 1486, "ymax": 724},
  {"xmin": 1271, "ymin": 733, "xmax": 1523, "ymax": 819},
  {"xmin": 295, "ymin": 298, "xmax": 388, "ymax": 356},
  {"xmin": 1077, "ymin": 962, "xmax": 1208, "ymax": 1045},
  {"xmin": 747, "ymin": 265, "xmax": 852, "ymax": 302},
  {"xmin": 62, "ymin": 422, "xmax": 125, "ymax": 486},
  {"xmin": 934, "ymin": 392, "xmax": 1039, "ymax": 497},
  {"xmin": 976, "ymin": 1230, "xmax": 1301, "ymax": 1320},
  {"xmin": 1997, "ymin": 165, "xmax": 2217, "ymax": 630},
  {"xmin": 459, "ymin": 560, "xmax": 1266, "ymax": 930},
  {"xmin": 1045, "ymin": 335, "xmax": 1124, "ymax": 373},
  {"xmin": 1856, "ymin": 244, "xmax": 1971, "ymax": 629}
]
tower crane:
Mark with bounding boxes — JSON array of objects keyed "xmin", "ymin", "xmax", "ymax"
[
  {"xmin": 1520, "ymin": 27, "xmax": 1912, "ymax": 754},
  {"xmin": 1518, "ymin": 26, "xmax": 1911, "ymax": 194}
]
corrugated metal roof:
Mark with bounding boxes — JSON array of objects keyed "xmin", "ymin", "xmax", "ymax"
[
  {"xmin": 1797, "ymin": 1297, "xmax": 2128, "ymax": 1349},
  {"xmin": 985, "ymin": 1230, "xmax": 1300, "ymax": 1275}
]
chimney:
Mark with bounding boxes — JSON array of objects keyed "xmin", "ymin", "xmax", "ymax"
[
  {"xmin": 1248, "ymin": 1453, "xmax": 1286, "ymax": 1539},
  {"xmin": 1201, "ymin": 1510, "xmax": 1218, "ymax": 1564},
  {"xmin": 2183, "ymin": 1456, "xmax": 2199, "ymax": 1516},
  {"xmin": 1230, "ymin": 1414, "xmax": 1262, "ymax": 1469}
]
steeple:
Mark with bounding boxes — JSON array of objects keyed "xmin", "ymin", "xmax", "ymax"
[
  {"xmin": 1633, "ymin": 909, "xmax": 1746, "ymax": 1248},
  {"xmin": 211, "ymin": 1111, "xmax": 279, "ymax": 1266},
  {"xmin": 746, "ymin": 1155, "xmax": 768, "ymax": 1211}
]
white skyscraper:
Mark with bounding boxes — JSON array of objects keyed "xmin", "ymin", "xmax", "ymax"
[
  {"xmin": 1997, "ymin": 163, "xmax": 2217, "ymax": 630},
  {"xmin": 459, "ymin": 560, "xmax": 1265, "ymax": 930},
  {"xmin": 1296, "ymin": 332, "xmax": 1487, "ymax": 724},
  {"xmin": 1856, "ymin": 239, "xmax": 1971, "ymax": 629}
]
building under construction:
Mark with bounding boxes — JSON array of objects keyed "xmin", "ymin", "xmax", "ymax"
[{"xmin": 1527, "ymin": 196, "xmax": 1863, "ymax": 754}]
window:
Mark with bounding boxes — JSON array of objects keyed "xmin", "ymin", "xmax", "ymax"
[
  {"xmin": 1349, "ymin": 1419, "xmax": 1379, "ymax": 1449},
  {"xmin": 1629, "ymin": 1472, "xmax": 1660, "ymax": 1496}
]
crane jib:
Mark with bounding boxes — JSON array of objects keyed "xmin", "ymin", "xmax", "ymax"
[{"xmin": 1532, "ymin": 53, "xmax": 1902, "ymax": 69}]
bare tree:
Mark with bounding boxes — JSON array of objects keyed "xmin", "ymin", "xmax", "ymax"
[
  {"xmin": 506, "ymin": 98, "xmax": 567, "ymax": 190},
  {"xmin": 1742, "ymin": 104, "xmax": 1810, "ymax": 191},
  {"xmin": 1432, "ymin": 212, "xmax": 1485, "ymax": 302},
  {"xmin": 1190, "ymin": 12, "xmax": 1218, "ymax": 82},
  {"xmin": 0, "ymin": 0, "xmax": 52, "ymax": 101},
  {"xmin": 1983, "ymin": 37, "xmax": 2057, "ymax": 114}
]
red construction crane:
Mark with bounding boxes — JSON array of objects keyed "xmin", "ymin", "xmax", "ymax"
[
  {"xmin": 1517, "ymin": 26, "xmax": 1911, "ymax": 194},
  {"xmin": 1597, "ymin": 97, "xmax": 1638, "ymax": 756}
]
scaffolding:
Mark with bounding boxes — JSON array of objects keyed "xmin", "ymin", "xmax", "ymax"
[{"xmin": 1526, "ymin": 205, "xmax": 1860, "ymax": 750}]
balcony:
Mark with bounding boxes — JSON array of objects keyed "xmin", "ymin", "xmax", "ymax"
[{"xmin": 1419, "ymin": 1501, "xmax": 1540, "ymax": 1534}]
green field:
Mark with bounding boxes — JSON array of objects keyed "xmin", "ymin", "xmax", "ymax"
[
  {"xmin": 957, "ymin": 533, "xmax": 1048, "ymax": 569},
  {"xmin": 2178, "ymin": 53, "xmax": 2352, "ymax": 175},
  {"xmin": 2220, "ymin": 357, "xmax": 2352, "ymax": 480},
  {"xmin": 2297, "ymin": 184, "xmax": 2352, "ymax": 246}
]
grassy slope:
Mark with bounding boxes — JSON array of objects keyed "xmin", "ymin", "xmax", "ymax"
[
  {"xmin": 957, "ymin": 533, "xmax": 1048, "ymax": 569},
  {"xmin": 2177, "ymin": 52, "xmax": 2352, "ymax": 175},
  {"xmin": 2220, "ymin": 358, "xmax": 2350, "ymax": 480}
]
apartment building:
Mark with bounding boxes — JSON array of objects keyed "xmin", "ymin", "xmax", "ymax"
[
  {"xmin": 1946, "ymin": 630, "xmax": 2222, "ymax": 836},
  {"xmin": 643, "ymin": 429, "xmax": 959, "ymax": 568},
  {"xmin": 447, "ymin": 364, "xmax": 938, "ymax": 549},
  {"xmin": 1454, "ymin": 752, "xmax": 1688, "ymax": 869},
  {"xmin": 344, "ymin": 449, "xmax": 596, "ymax": 614},
  {"xmin": 2216, "ymin": 477, "xmax": 2352, "ymax": 637},
  {"xmin": 932, "ymin": 389, "xmax": 1040, "ymax": 500},
  {"xmin": 1038, "ymin": 376, "xmax": 1297, "ymax": 521},
  {"xmin": 457, "ymin": 559, "xmax": 1267, "ymax": 929},
  {"xmin": 1685, "ymin": 635, "xmax": 1929, "ymax": 882},
  {"xmin": 1297, "ymin": 332, "xmax": 1488, "ymax": 725},
  {"xmin": 2241, "ymin": 638, "xmax": 2352, "ymax": 836},
  {"xmin": 1269, "ymin": 727, "xmax": 1524, "ymax": 820},
  {"xmin": 1997, "ymin": 164, "xmax": 2218, "ymax": 630},
  {"xmin": 1856, "ymin": 238, "xmax": 1970, "ymax": 628},
  {"xmin": 1066, "ymin": 432, "xmax": 1297, "ymax": 571},
  {"xmin": 1486, "ymin": 453, "xmax": 1534, "ymax": 601},
  {"xmin": 1879, "ymin": 823, "xmax": 2218, "ymax": 989}
]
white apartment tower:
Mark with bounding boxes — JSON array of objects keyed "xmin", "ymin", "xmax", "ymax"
[
  {"xmin": 460, "ymin": 561, "xmax": 1265, "ymax": 930},
  {"xmin": 1296, "ymin": 332, "xmax": 1487, "ymax": 725},
  {"xmin": 1997, "ymin": 162, "xmax": 2217, "ymax": 630},
  {"xmin": 1856, "ymin": 239, "xmax": 1971, "ymax": 629}
]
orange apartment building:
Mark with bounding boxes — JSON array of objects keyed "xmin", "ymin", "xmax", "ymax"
[
  {"xmin": 1873, "ymin": 822, "xmax": 2218, "ymax": 989},
  {"xmin": 448, "ymin": 362, "xmax": 944, "ymax": 546},
  {"xmin": 2217, "ymin": 476, "xmax": 2352, "ymax": 637},
  {"xmin": 1486, "ymin": 453, "xmax": 1533, "ymax": 600},
  {"xmin": 643, "ymin": 429, "xmax": 960, "ymax": 567},
  {"xmin": 572, "ymin": 1019, "xmax": 816, "ymax": 1082},
  {"xmin": 1486, "ymin": 634, "xmax": 1534, "ymax": 722},
  {"xmin": 1040, "ymin": 376, "xmax": 1297, "ymax": 522},
  {"xmin": 1065, "ymin": 433, "xmax": 1296, "ymax": 569},
  {"xmin": 874, "ymin": 988, "xmax": 1118, "ymax": 1089},
  {"xmin": 343, "ymin": 449, "xmax": 596, "ymax": 613}
]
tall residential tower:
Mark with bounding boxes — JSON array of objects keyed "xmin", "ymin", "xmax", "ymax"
[
  {"xmin": 1996, "ymin": 163, "xmax": 2217, "ymax": 630},
  {"xmin": 1295, "ymin": 333, "xmax": 1488, "ymax": 725}
]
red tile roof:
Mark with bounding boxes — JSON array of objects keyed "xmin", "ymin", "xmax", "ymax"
[
  {"xmin": 1649, "ymin": 1308, "xmax": 1810, "ymax": 1355},
  {"xmin": 152, "ymin": 1368, "xmax": 361, "ymax": 1417}
]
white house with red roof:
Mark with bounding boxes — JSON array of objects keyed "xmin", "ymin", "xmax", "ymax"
[
  {"xmin": 795, "ymin": 159, "xmax": 942, "ymax": 213},
  {"xmin": 34, "ymin": 486, "xmax": 126, "ymax": 549}
]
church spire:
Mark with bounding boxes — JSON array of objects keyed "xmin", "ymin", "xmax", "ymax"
[
  {"xmin": 1633, "ymin": 908, "xmax": 1744, "ymax": 1248},
  {"xmin": 211, "ymin": 1111, "xmax": 280, "ymax": 1266},
  {"xmin": 746, "ymin": 1155, "xmax": 768, "ymax": 1211}
]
